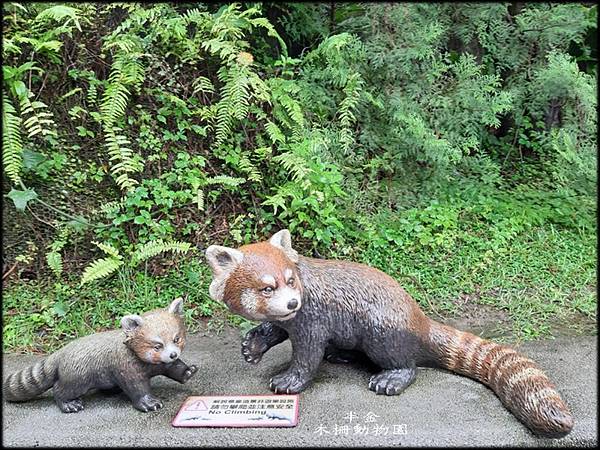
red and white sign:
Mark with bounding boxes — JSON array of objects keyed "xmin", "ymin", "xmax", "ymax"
[{"xmin": 172, "ymin": 394, "xmax": 299, "ymax": 428}]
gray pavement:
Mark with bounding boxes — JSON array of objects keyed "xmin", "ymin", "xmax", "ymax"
[{"xmin": 2, "ymin": 326, "xmax": 597, "ymax": 447}]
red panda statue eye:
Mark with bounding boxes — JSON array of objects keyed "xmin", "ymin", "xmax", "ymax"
[{"xmin": 262, "ymin": 286, "xmax": 274, "ymax": 295}]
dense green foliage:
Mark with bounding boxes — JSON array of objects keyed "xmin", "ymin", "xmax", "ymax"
[{"xmin": 2, "ymin": 3, "xmax": 596, "ymax": 351}]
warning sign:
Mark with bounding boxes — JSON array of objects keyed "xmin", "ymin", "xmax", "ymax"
[
  {"xmin": 185, "ymin": 399, "xmax": 208, "ymax": 411},
  {"xmin": 172, "ymin": 395, "xmax": 299, "ymax": 428}
]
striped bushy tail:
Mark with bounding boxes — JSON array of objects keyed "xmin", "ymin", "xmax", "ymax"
[
  {"xmin": 427, "ymin": 320, "xmax": 574, "ymax": 438},
  {"xmin": 3, "ymin": 356, "xmax": 58, "ymax": 402}
]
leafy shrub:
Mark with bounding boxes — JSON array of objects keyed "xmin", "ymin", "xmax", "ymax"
[{"xmin": 1, "ymin": 3, "xmax": 596, "ymax": 344}]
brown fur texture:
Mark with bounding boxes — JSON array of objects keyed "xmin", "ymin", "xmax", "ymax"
[{"xmin": 205, "ymin": 229, "xmax": 574, "ymax": 438}]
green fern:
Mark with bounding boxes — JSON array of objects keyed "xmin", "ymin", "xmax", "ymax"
[
  {"xmin": 206, "ymin": 175, "xmax": 246, "ymax": 187},
  {"xmin": 80, "ymin": 256, "xmax": 124, "ymax": 285},
  {"xmin": 338, "ymin": 72, "xmax": 364, "ymax": 153},
  {"xmin": 280, "ymin": 93, "xmax": 304, "ymax": 128},
  {"xmin": 248, "ymin": 16, "xmax": 288, "ymax": 55},
  {"xmin": 46, "ymin": 252, "xmax": 63, "ymax": 278},
  {"xmin": 182, "ymin": 7, "xmax": 210, "ymax": 25},
  {"xmin": 93, "ymin": 241, "xmax": 121, "ymax": 258},
  {"xmin": 2, "ymin": 93, "xmax": 23, "ymax": 184},
  {"xmin": 104, "ymin": 127, "xmax": 142, "ymax": 191},
  {"xmin": 192, "ymin": 76, "xmax": 215, "ymax": 95},
  {"xmin": 99, "ymin": 48, "xmax": 145, "ymax": 192},
  {"xmin": 35, "ymin": 5, "xmax": 83, "ymax": 32},
  {"xmin": 6, "ymin": 77, "xmax": 58, "ymax": 144},
  {"xmin": 238, "ymin": 152, "xmax": 262, "ymax": 183},
  {"xmin": 214, "ymin": 65, "xmax": 252, "ymax": 145},
  {"xmin": 86, "ymin": 82, "xmax": 97, "ymax": 105},
  {"xmin": 19, "ymin": 93, "xmax": 57, "ymax": 139},
  {"xmin": 100, "ymin": 82, "xmax": 131, "ymax": 128},
  {"xmin": 196, "ymin": 189, "xmax": 205, "ymax": 211},
  {"xmin": 80, "ymin": 241, "xmax": 123, "ymax": 284},
  {"xmin": 45, "ymin": 227, "xmax": 71, "ymax": 278},
  {"xmin": 273, "ymin": 151, "xmax": 313, "ymax": 183},
  {"xmin": 268, "ymin": 79, "xmax": 304, "ymax": 139},
  {"xmin": 99, "ymin": 200, "xmax": 122, "ymax": 216},
  {"xmin": 130, "ymin": 240, "xmax": 191, "ymax": 265},
  {"xmin": 262, "ymin": 188, "xmax": 290, "ymax": 215},
  {"xmin": 265, "ymin": 121, "xmax": 286, "ymax": 145}
]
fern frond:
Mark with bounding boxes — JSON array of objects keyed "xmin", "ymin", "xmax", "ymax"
[
  {"xmin": 249, "ymin": 17, "xmax": 287, "ymax": 56},
  {"xmin": 35, "ymin": 5, "xmax": 82, "ymax": 32},
  {"xmin": 265, "ymin": 121, "xmax": 286, "ymax": 145},
  {"xmin": 2, "ymin": 94, "xmax": 23, "ymax": 184},
  {"xmin": 87, "ymin": 82, "xmax": 98, "ymax": 105},
  {"xmin": 206, "ymin": 175, "xmax": 245, "ymax": 187},
  {"xmin": 339, "ymin": 73, "xmax": 363, "ymax": 125},
  {"xmin": 130, "ymin": 239, "xmax": 191, "ymax": 265},
  {"xmin": 280, "ymin": 93, "xmax": 304, "ymax": 127},
  {"xmin": 273, "ymin": 151, "xmax": 312, "ymax": 182},
  {"xmin": 262, "ymin": 189, "xmax": 290, "ymax": 215},
  {"xmin": 246, "ymin": 70, "xmax": 271, "ymax": 104},
  {"xmin": 46, "ymin": 251, "xmax": 63, "ymax": 277},
  {"xmin": 99, "ymin": 200, "xmax": 122, "ymax": 216},
  {"xmin": 81, "ymin": 256, "xmax": 124, "ymax": 285},
  {"xmin": 192, "ymin": 76, "xmax": 215, "ymax": 95},
  {"xmin": 214, "ymin": 66, "xmax": 251, "ymax": 145},
  {"xmin": 103, "ymin": 127, "xmax": 141, "ymax": 191},
  {"xmin": 93, "ymin": 241, "xmax": 121, "ymax": 258},
  {"xmin": 196, "ymin": 189, "xmax": 205, "ymax": 211},
  {"xmin": 338, "ymin": 72, "xmax": 364, "ymax": 153},
  {"xmin": 201, "ymin": 38, "xmax": 239, "ymax": 64},
  {"xmin": 98, "ymin": 30, "xmax": 145, "ymax": 194},
  {"xmin": 100, "ymin": 83, "xmax": 131, "ymax": 127},
  {"xmin": 14, "ymin": 84, "xmax": 57, "ymax": 139},
  {"xmin": 182, "ymin": 7, "xmax": 209, "ymax": 25},
  {"xmin": 238, "ymin": 152, "xmax": 262, "ymax": 183}
]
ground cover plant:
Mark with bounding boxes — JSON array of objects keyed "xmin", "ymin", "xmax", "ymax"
[{"xmin": 2, "ymin": 2, "xmax": 596, "ymax": 353}]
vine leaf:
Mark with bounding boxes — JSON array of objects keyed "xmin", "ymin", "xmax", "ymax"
[
  {"xmin": 67, "ymin": 216, "xmax": 90, "ymax": 231},
  {"xmin": 22, "ymin": 149, "xmax": 46, "ymax": 170},
  {"xmin": 52, "ymin": 301, "xmax": 68, "ymax": 317},
  {"xmin": 6, "ymin": 188, "xmax": 38, "ymax": 210}
]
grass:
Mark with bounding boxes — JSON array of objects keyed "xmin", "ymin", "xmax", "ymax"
[
  {"xmin": 2, "ymin": 185, "xmax": 597, "ymax": 353},
  {"xmin": 348, "ymin": 190, "xmax": 597, "ymax": 341},
  {"xmin": 2, "ymin": 259, "xmax": 252, "ymax": 353}
]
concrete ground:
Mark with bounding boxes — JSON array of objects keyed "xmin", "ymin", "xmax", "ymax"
[{"xmin": 2, "ymin": 326, "xmax": 597, "ymax": 447}]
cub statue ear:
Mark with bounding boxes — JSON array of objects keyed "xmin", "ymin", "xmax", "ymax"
[
  {"xmin": 205, "ymin": 245, "xmax": 244, "ymax": 276},
  {"xmin": 121, "ymin": 314, "xmax": 144, "ymax": 333},
  {"xmin": 167, "ymin": 297, "xmax": 184, "ymax": 316},
  {"xmin": 268, "ymin": 229, "xmax": 299, "ymax": 263}
]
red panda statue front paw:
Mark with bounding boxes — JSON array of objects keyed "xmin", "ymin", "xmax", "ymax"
[
  {"xmin": 241, "ymin": 330, "xmax": 269, "ymax": 364},
  {"xmin": 182, "ymin": 364, "xmax": 198, "ymax": 382}
]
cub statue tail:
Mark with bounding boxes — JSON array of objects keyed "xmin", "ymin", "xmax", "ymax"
[
  {"xmin": 427, "ymin": 319, "xmax": 573, "ymax": 438},
  {"xmin": 3, "ymin": 355, "xmax": 58, "ymax": 402}
]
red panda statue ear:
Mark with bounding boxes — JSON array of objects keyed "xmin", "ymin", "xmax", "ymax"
[
  {"xmin": 205, "ymin": 245, "xmax": 244, "ymax": 276},
  {"xmin": 121, "ymin": 314, "xmax": 144, "ymax": 332},
  {"xmin": 167, "ymin": 297, "xmax": 184, "ymax": 316},
  {"xmin": 269, "ymin": 229, "xmax": 299, "ymax": 263}
]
